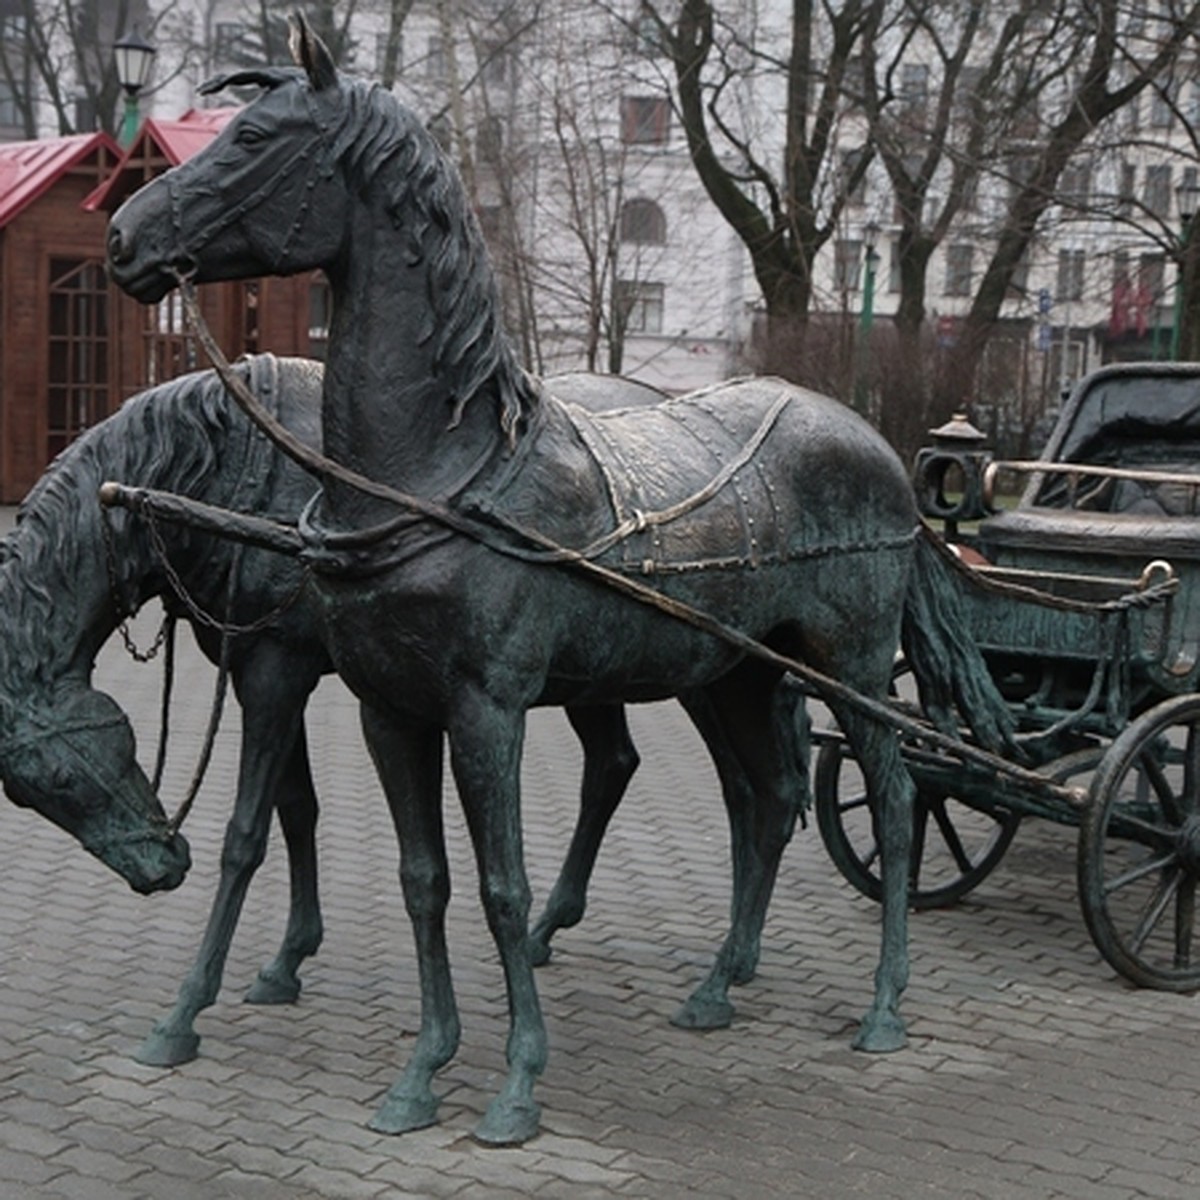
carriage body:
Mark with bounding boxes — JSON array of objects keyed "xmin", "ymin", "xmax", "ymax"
[
  {"xmin": 972, "ymin": 363, "xmax": 1200, "ymax": 725},
  {"xmin": 818, "ymin": 363, "xmax": 1200, "ymax": 992}
]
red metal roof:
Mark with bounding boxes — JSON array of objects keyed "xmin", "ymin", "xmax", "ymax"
[
  {"xmin": 0, "ymin": 131, "xmax": 119, "ymax": 228},
  {"xmin": 82, "ymin": 108, "xmax": 239, "ymax": 214}
]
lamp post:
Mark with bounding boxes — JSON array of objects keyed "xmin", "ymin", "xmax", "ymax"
[
  {"xmin": 114, "ymin": 29, "xmax": 155, "ymax": 148},
  {"xmin": 1171, "ymin": 179, "xmax": 1200, "ymax": 360},
  {"xmin": 854, "ymin": 220, "xmax": 880, "ymax": 417}
]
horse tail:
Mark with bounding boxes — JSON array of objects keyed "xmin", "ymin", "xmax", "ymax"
[{"xmin": 901, "ymin": 525, "xmax": 1022, "ymax": 759}]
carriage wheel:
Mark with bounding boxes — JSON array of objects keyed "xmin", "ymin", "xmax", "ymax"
[
  {"xmin": 814, "ymin": 738, "xmax": 1021, "ymax": 909},
  {"xmin": 1079, "ymin": 694, "xmax": 1200, "ymax": 992}
]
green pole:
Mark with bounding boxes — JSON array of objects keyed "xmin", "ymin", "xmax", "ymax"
[
  {"xmin": 119, "ymin": 93, "xmax": 140, "ymax": 148},
  {"xmin": 854, "ymin": 249, "xmax": 878, "ymax": 416},
  {"xmin": 1173, "ymin": 216, "xmax": 1194, "ymax": 361}
]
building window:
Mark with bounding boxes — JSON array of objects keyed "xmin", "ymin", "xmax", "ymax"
[
  {"xmin": 375, "ymin": 32, "xmax": 402, "ymax": 76},
  {"xmin": 1144, "ymin": 164, "xmax": 1172, "ymax": 219},
  {"xmin": 214, "ymin": 22, "xmax": 245, "ymax": 63},
  {"xmin": 621, "ymin": 95, "xmax": 670, "ymax": 145},
  {"xmin": 1056, "ymin": 249, "xmax": 1085, "ymax": 303},
  {"xmin": 476, "ymin": 115, "xmax": 503, "ymax": 164},
  {"xmin": 480, "ymin": 40, "xmax": 510, "ymax": 85},
  {"xmin": 834, "ymin": 239, "xmax": 863, "ymax": 292},
  {"xmin": 887, "ymin": 240, "xmax": 901, "ymax": 294},
  {"xmin": 1150, "ymin": 81, "xmax": 1175, "ymax": 128},
  {"xmin": 1139, "ymin": 253, "xmax": 1166, "ymax": 313},
  {"xmin": 47, "ymin": 258, "xmax": 110, "ymax": 461},
  {"xmin": 632, "ymin": 3, "xmax": 666, "ymax": 56},
  {"xmin": 617, "ymin": 280, "xmax": 664, "ymax": 334},
  {"xmin": 0, "ymin": 9, "xmax": 25, "ymax": 40},
  {"xmin": 1118, "ymin": 162, "xmax": 1136, "ymax": 215},
  {"xmin": 426, "ymin": 36, "xmax": 447, "ymax": 82},
  {"xmin": 620, "ymin": 198, "xmax": 666, "ymax": 244},
  {"xmin": 900, "ymin": 62, "xmax": 929, "ymax": 122},
  {"xmin": 841, "ymin": 148, "xmax": 868, "ymax": 206},
  {"xmin": 0, "ymin": 79, "xmax": 19, "ymax": 128},
  {"xmin": 1005, "ymin": 251, "xmax": 1031, "ymax": 301},
  {"xmin": 1060, "ymin": 161, "xmax": 1090, "ymax": 208},
  {"xmin": 944, "ymin": 243, "xmax": 973, "ymax": 297}
]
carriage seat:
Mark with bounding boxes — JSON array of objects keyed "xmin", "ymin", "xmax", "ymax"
[{"xmin": 978, "ymin": 505, "xmax": 1200, "ymax": 564}]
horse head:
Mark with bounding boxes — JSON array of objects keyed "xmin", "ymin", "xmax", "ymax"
[
  {"xmin": 0, "ymin": 685, "xmax": 191, "ymax": 894},
  {"xmin": 107, "ymin": 16, "xmax": 352, "ymax": 303}
]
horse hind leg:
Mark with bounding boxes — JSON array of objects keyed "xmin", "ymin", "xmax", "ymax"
[
  {"xmin": 528, "ymin": 703, "xmax": 640, "ymax": 966},
  {"xmin": 245, "ymin": 727, "xmax": 324, "ymax": 1005},
  {"xmin": 823, "ymin": 680, "xmax": 914, "ymax": 1054},
  {"xmin": 672, "ymin": 668, "xmax": 806, "ymax": 1031}
]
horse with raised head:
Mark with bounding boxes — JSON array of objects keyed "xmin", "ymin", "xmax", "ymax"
[{"xmin": 104, "ymin": 18, "xmax": 998, "ymax": 1145}]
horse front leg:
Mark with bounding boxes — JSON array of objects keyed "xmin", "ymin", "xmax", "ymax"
[
  {"xmin": 449, "ymin": 694, "xmax": 546, "ymax": 1146},
  {"xmin": 361, "ymin": 706, "xmax": 459, "ymax": 1136},
  {"xmin": 528, "ymin": 703, "xmax": 639, "ymax": 965},
  {"xmin": 245, "ymin": 728, "xmax": 323, "ymax": 1005},
  {"xmin": 136, "ymin": 687, "xmax": 306, "ymax": 1066}
]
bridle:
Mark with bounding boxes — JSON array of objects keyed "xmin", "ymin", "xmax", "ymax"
[
  {"xmin": 0, "ymin": 708, "xmax": 177, "ymax": 852},
  {"xmin": 164, "ymin": 83, "xmax": 343, "ymax": 278}
]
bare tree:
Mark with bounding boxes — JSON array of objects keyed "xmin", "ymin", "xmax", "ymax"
[
  {"xmin": 940, "ymin": 0, "xmax": 1200, "ymax": 413},
  {"xmin": 0, "ymin": 0, "xmax": 162, "ymax": 137},
  {"xmin": 661, "ymin": 0, "xmax": 874, "ymax": 376}
]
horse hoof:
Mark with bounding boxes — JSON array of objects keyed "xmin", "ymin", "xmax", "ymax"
[
  {"xmin": 852, "ymin": 1011, "xmax": 908, "ymax": 1053},
  {"xmin": 245, "ymin": 968, "xmax": 301, "ymax": 1006},
  {"xmin": 473, "ymin": 1097, "xmax": 541, "ymax": 1147},
  {"xmin": 369, "ymin": 1092, "xmax": 440, "ymax": 1136},
  {"xmin": 135, "ymin": 1027, "xmax": 200, "ymax": 1067},
  {"xmin": 670, "ymin": 994, "xmax": 733, "ymax": 1031}
]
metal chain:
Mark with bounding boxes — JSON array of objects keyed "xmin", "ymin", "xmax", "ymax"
[{"xmin": 99, "ymin": 503, "xmax": 172, "ymax": 663}]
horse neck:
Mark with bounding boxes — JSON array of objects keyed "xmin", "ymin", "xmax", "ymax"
[
  {"xmin": 0, "ymin": 388, "xmax": 246, "ymax": 693},
  {"xmin": 319, "ymin": 204, "xmax": 513, "ymax": 523}
]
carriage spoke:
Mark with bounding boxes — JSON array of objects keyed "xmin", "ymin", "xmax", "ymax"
[
  {"xmin": 838, "ymin": 795, "xmax": 870, "ymax": 815},
  {"xmin": 1141, "ymin": 752, "xmax": 1186, "ymax": 826},
  {"xmin": 1183, "ymin": 725, "xmax": 1200, "ymax": 817},
  {"xmin": 1175, "ymin": 875, "xmax": 1197, "ymax": 969},
  {"xmin": 1103, "ymin": 850, "xmax": 1180, "ymax": 897},
  {"xmin": 929, "ymin": 799, "xmax": 974, "ymax": 874},
  {"xmin": 1108, "ymin": 807, "xmax": 1178, "ymax": 847},
  {"xmin": 1130, "ymin": 868, "xmax": 1182, "ymax": 956},
  {"xmin": 909, "ymin": 800, "xmax": 931, "ymax": 890}
]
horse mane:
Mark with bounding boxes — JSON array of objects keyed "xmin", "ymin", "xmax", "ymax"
[
  {"xmin": 1, "ymin": 369, "xmax": 242, "ymax": 687},
  {"xmin": 328, "ymin": 77, "xmax": 540, "ymax": 442}
]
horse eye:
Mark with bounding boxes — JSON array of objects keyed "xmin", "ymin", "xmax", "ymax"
[{"xmin": 236, "ymin": 126, "xmax": 266, "ymax": 146}]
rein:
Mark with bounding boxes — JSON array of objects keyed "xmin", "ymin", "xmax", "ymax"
[
  {"xmin": 96, "ymin": 356, "xmax": 308, "ymax": 833},
  {"xmin": 169, "ymin": 273, "xmax": 1087, "ymax": 807}
]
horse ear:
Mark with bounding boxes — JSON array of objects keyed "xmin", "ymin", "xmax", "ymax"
[
  {"xmin": 199, "ymin": 69, "xmax": 294, "ymax": 97},
  {"xmin": 290, "ymin": 12, "xmax": 338, "ymax": 91}
]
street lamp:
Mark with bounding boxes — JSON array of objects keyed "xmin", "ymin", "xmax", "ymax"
[
  {"xmin": 114, "ymin": 29, "xmax": 156, "ymax": 148},
  {"xmin": 854, "ymin": 220, "xmax": 881, "ymax": 416},
  {"xmin": 1171, "ymin": 180, "xmax": 1200, "ymax": 360}
]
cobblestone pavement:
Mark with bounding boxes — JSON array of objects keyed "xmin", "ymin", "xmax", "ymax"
[{"xmin": 3, "ymin": 510, "xmax": 1200, "ymax": 1198}]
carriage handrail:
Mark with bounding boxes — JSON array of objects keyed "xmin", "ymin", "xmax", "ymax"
[{"xmin": 983, "ymin": 458, "xmax": 1200, "ymax": 510}]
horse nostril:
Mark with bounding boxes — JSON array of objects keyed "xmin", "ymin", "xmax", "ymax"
[{"xmin": 107, "ymin": 225, "xmax": 132, "ymax": 266}]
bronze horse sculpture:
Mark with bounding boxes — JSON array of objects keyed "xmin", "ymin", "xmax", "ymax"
[
  {"xmin": 106, "ymin": 18, "xmax": 1009, "ymax": 1145},
  {"xmin": 4, "ymin": 356, "xmax": 777, "ymax": 1068}
]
